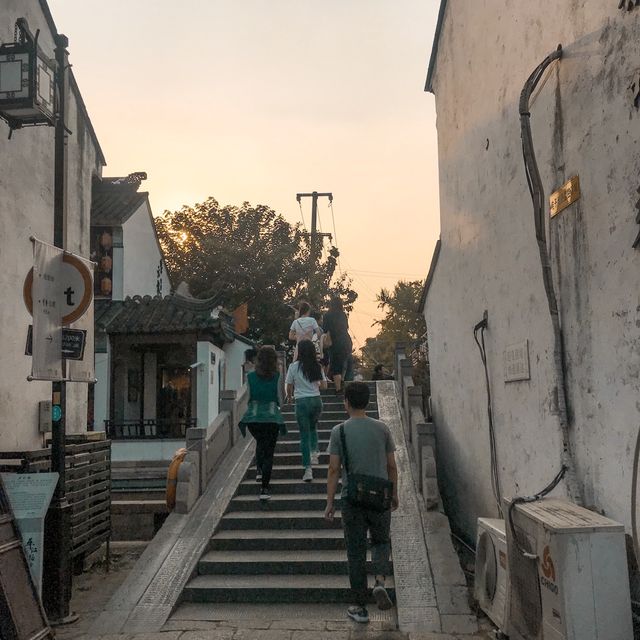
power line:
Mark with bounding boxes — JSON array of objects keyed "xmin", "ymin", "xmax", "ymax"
[
  {"xmin": 329, "ymin": 200, "xmax": 343, "ymax": 277},
  {"xmin": 298, "ymin": 199, "xmax": 307, "ymax": 231}
]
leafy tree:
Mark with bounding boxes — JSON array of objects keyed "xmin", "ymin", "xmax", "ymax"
[
  {"xmin": 155, "ymin": 197, "xmax": 357, "ymax": 344},
  {"xmin": 361, "ymin": 280, "xmax": 427, "ymax": 377}
]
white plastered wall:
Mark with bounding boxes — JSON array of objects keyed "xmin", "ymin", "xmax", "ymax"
[
  {"xmin": 121, "ymin": 201, "xmax": 171, "ymax": 299},
  {"xmin": 425, "ymin": 0, "xmax": 640, "ymax": 538},
  {"xmin": 0, "ymin": 0, "xmax": 103, "ymax": 449}
]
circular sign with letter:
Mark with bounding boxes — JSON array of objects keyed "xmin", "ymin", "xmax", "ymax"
[{"xmin": 23, "ymin": 253, "xmax": 93, "ymax": 325}]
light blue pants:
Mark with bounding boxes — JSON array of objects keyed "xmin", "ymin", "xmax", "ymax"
[{"xmin": 295, "ymin": 395, "xmax": 322, "ymax": 467}]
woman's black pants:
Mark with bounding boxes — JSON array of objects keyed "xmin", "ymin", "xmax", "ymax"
[{"xmin": 247, "ymin": 423, "xmax": 280, "ymax": 488}]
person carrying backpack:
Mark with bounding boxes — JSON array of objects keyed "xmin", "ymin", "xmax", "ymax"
[
  {"xmin": 324, "ymin": 381, "xmax": 399, "ymax": 623},
  {"xmin": 289, "ymin": 301, "xmax": 322, "ymax": 359}
]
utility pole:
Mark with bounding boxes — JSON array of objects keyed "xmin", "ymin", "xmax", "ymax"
[
  {"xmin": 43, "ymin": 32, "xmax": 75, "ymax": 625},
  {"xmin": 296, "ymin": 191, "xmax": 332, "ymax": 303}
]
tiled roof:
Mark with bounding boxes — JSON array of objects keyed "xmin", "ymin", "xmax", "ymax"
[
  {"xmin": 91, "ymin": 173, "xmax": 149, "ymax": 227},
  {"xmin": 95, "ymin": 293, "xmax": 234, "ymax": 341}
]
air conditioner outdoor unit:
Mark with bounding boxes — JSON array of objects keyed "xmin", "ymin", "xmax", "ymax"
[
  {"xmin": 505, "ymin": 497, "xmax": 633, "ymax": 640},
  {"xmin": 475, "ymin": 517, "xmax": 510, "ymax": 634}
]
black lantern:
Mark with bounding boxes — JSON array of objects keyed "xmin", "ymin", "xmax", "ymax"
[{"xmin": 0, "ymin": 19, "xmax": 56, "ymax": 131}]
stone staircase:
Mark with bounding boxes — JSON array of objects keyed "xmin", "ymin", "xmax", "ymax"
[{"xmin": 181, "ymin": 383, "xmax": 395, "ymax": 605}]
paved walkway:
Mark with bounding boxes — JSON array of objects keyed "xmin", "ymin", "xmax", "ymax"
[
  {"xmin": 56, "ymin": 382, "xmax": 490, "ymax": 640},
  {"xmin": 55, "ymin": 551, "xmax": 489, "ymax": 639}
]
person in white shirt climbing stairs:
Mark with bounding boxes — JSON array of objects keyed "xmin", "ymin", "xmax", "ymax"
[
  {"xmin": 288, "ymin": 301, "xmax": 322, "ymax": 361},
  {"xmin": 285, "ymin": 339, "xmax": 328, "ymax": 481}
]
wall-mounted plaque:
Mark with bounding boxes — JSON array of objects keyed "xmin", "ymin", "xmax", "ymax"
[{"xmin": 550, "ymin": 176, "xmax": 581, "ymax": 218}]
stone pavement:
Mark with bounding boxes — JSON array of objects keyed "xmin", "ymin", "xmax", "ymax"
[{"xmin": 55, "ymin": 381, "xmax": 493, "ymax": 640}]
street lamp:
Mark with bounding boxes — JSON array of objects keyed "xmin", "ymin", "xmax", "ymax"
[
  {"xmin": 0, "ymin": 19, "xmax": 56, "ymax": 134},
  {"xmin": 1, "ymin": 18, "xmax": 74, "ymax": 624}
]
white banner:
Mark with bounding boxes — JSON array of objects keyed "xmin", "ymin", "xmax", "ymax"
[
  {"xmin": 31, "ymin": 239, "xmax": 63, "ymax": 380},
  {"xmin": 67, "ymin": 253, "xmax": 95, "ymax": 383}
]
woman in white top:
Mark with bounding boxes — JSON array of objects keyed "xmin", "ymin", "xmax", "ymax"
[
  {"xmin": 289, "ymin": 301, "xmax": 321, "ymax": 359},
  {"xmin": 285, "ymin": 339, "xmax": 327, "ymax": 481}
]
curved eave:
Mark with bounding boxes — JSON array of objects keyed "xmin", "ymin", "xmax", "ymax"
[
  {"xmin": 418, "ymin": 239, "xmax": 441, "ymax": 313},
  {"xmin": 425, "ymin": 0, "xmax": 448, "ymax": 94}
]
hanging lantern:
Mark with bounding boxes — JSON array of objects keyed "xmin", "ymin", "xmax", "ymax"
[
  {"xmin": 100, "ymin": 255, "xmax": 112, "ymax": 272},
  {"xmin": 100, "ymin": 277, "xmax": 112, "ymax": 296},
  {"xmin": 0, "ymin": 19, "xmax": 56, "ymax": 131},
  {"xmin": 99, "ymin": 231, "xmax": 113, "ymax": 249}
]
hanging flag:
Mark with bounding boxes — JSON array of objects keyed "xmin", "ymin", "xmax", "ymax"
[
  {"xmin": 232, "ymin": 303, "xmax": 249, "ymax": 334},
  {"xmin": 66, "ymin": 252, "xmax": 95, "ymax": 383},
  {"xmin": 30, "ymin": 239, "xmax": 63, "ymax": 380}
]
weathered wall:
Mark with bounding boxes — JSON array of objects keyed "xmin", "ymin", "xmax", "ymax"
[
  {"xmin": 223, "ymin": 339, "xmax": 247, "ymax": 392},
  {"xmin": 121, "ymin": 202, "xmax": 171, "ymax": 299},
  {"xmin": 196, "ymin": 342, "xmax": 225, "ymax": 428},
  {"xmin": 425, "ymin": 0, "xmax": 640, "ymax": 540},
  {"xmin": 0, "ymin": 0, "xmax": 104, "ymax": 450}
]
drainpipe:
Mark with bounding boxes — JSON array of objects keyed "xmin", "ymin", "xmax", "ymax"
[{"xmin": 519, "ymin": 45, "xmax": 583, "ymax": 505}]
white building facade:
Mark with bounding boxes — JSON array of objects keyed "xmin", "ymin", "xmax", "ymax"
[
  {"xmin": 0, "ymin": 0, "xmax": 105, "ymax": 451},
  {"xmin": 422, "ymin": 1, "xmax": 640, "ymax": 540}
]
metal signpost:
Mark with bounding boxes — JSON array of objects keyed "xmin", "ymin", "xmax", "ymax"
[
  {"xmin": 0, "ymin": 20, "xmax": 96, "ymax": 629},
  {"xmin": 16, "ymin": 33, "xmax": 93, "ymax": 625}
]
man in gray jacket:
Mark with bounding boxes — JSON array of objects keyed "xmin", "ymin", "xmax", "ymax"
[{"xmin": 324, "ymin": 381, "xmax": 399, "ymax": 623}]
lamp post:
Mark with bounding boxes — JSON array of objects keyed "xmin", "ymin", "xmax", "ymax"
[
  {"xmin": 0, "ymin": 21, "xmax": 75, "ymax": 623},
  {"xmin": 0, "ymin": 19, "xmax": 56, "ymax": 133}
]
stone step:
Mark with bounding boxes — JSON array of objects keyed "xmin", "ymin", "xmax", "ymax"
[
  {"xmin": 282, "ymin": 420, "xmax": 340, "ymax": 427},
  {"xmin": 197, "ymin": 549, "xmax": 392, "ymax": 576},
  {"xmin": 274, "ymin": 439, "xmax": 330, "ymax": 453},
  {"xmin": 182, "ymin": 573, "xmax": 395, "ymax": 604},
  {"xmin": 171, "ymin": 602, "xmax": 397, "ymax": 623},
  {"xmin": 236, "ymin": 478, "xmax": 331, "ymax": 496},
  {"xmin": 321, "ymin": 382, "xmax": 377, "ymax": 394},
  {"xmin": 209, "ymin": 529, "xmax": 345, "ymax": 551},
  {"xmin": 246, "ymin": 464, "xmax": 329, "ymax": 481},
  {"xmin": 229, "ymin": 493, "xmax": 333, "ymax": 512},
  {"xmin": 279, "ymin": 430, "xmax": 334, "ymax": 442},
  {"xmin": 283, "ymin": 398, "xmax": 378, "ymax": 410},
  {"xmin": 218, "ymin": 510, "xmax": 341, "ymax": 531},
  {"xmin": 281, "ymin": 410, "xmax": 377, "ymax": 421},
  {"xmin": 251, "ymin": 451, "xmax": 331, "ymax": 466}
]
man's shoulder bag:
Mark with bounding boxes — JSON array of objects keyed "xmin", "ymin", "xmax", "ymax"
[{"xmin": 339, "ymin": 424, "xmax": 393, "ymax": 512}]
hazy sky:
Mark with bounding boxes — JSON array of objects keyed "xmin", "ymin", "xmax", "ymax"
[{"xmin": 48, "ymin": 0, "xmax": 441, "ymax": 350}]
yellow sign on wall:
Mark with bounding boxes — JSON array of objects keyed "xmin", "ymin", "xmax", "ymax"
[{"xmin": 550, "ymin": 176, "xmax": 581, "ymax": 218}]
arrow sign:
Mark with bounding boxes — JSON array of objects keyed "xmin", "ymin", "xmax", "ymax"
[{"xmin": 25, "ymin": 326, "xmax": 87, "ymax": 361}]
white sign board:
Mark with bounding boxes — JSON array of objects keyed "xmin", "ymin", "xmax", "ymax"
[
  {"xmin": 1, "ymin": 472, "xmax": 59, "ymax": 595},
  {"xmin": 31, "ymin": 240, "xmax": 63, "ymax": 380},
  {"xmin": 24, "ymin": 238, "xmax": 94, "ymax": 381},
  {"xmin": 504, "ymin": 339, "xmax": 531, "ymax": 383}
]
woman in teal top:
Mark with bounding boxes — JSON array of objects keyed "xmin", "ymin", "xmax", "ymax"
[{"xmin": 239, "ymin": 346, "xmax": 285, "ymax": 501}]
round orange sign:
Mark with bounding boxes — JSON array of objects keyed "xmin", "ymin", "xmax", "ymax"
[{"xmin": 23, "ymin": 253, "xmax": 93, "ymax": 326}]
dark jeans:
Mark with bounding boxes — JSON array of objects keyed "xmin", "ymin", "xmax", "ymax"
[
  {"xmin": 341, "ymin": 501, "xmax": 391, "ymax": 606},
  {"xmin": 247, "ymin": 423, "xmax": 280, "ymax": 488}
]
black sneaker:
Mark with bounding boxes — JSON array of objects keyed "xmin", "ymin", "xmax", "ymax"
[
  {"xmin": 372, "ymin": 582, "xmax": 393, "ymax": 610},
  {"xmin": 347, "ymin": 605, "xmax": 369, "ymax": 623},
  {"xmin": 259, "ymin": 487, "xmax": 271, "ymax": 501},
  {"xmin": 255, "ymin": 470, "xmax": 262, "ymax": 483}
]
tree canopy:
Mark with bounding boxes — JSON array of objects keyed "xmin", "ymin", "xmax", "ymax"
[
  {"xmin": 361, "ymin": 280, "xmax": 426, "ymax": 376},
  {"xmin": 155, "ymin": 197, "xmax": 357, "ymax": 344}
]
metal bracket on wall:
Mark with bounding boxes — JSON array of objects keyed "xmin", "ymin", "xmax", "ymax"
[
  {"xmin": 632, "ymin": 73, "xmax": 640, "ymax": 110},
  {"xmin": 619, "ymin": 0, "xmax": 639, "ymax": 10},
  {"xmin": 633, "ymin": 185, "xmax": 640, "ymax": 249}
]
